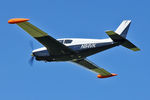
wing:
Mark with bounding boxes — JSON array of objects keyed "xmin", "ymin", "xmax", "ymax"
[
  {"xmin": 8, "ymin": 18, "xmax": 76, "ymax": 55},
  {"xmin": 72, "ymin": 59, "xmax": 117, "ymax": 78}
]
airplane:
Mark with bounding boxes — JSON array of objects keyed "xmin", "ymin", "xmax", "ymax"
[{"xmin": 8, "ymin": 18, "xmax": 140, "ymax": 78}]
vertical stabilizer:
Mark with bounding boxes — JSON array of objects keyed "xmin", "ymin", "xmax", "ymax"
[{"xmin": 115, "ymin": 20, "xmax": 131, "ymax": 38}]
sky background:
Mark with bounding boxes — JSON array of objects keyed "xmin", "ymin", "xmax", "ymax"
[{"xmin": 0, "ymin": 0, "xmax": 150, "ymax": 100}]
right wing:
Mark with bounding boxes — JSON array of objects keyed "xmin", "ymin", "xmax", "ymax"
[
  {"xmin": 8, "ymin": 18, "xmax": 76, "ymax": 55},
  {"xmin": 72, "ymin": 59, "xmax": 117, "ymax": 78}
]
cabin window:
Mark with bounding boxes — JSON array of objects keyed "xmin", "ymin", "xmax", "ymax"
[{"xmin": 64, "ymin": 40, "xmax": 72, "ymax": 44}]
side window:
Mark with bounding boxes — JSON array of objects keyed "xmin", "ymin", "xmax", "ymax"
[{"xmin": 64, "ymin": 40, "xmax": 72, "ymax": 44}]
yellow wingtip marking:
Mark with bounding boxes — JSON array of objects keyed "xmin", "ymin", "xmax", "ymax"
[
  {"xmin": 105, "ymin": 31, "xmax": 115, "ymax": 35},
  {"xmin": 131, "ymin": 48, "xmax": 140, "ymax": 51}
]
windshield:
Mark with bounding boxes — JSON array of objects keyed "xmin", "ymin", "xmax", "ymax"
[
  {"xmin": 64, "ymin": 40, "xmax": 72, "ymax": 44},
  {"xmin": 58, "ymin": 40, "xmax": 64, "ymax": 43}
]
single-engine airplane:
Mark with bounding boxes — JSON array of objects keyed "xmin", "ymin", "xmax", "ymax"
[{"xmin": 8, "ymin": 18, "xmax": 140, "ymax": 78}]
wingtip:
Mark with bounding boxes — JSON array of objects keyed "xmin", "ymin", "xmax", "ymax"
[
  {"xmin": 8, "ymin": 18, "xmax": 30, "ymax": 24},
  {"xmin": 132, "ymin": 48, "xmax": 141, "ymax": 51},
  {"xmin": 111, "ymin": 73, "xmax": 118, "ymax": 76},
  {"xmin": 97, "ymin": 73, "xmax": 117, "ymax": 78}
]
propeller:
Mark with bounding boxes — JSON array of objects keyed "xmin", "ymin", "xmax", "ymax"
[
  {"xmin": 29, "ymin": 41, "xmax": 35, "ymax": 66},
  {"xmin": 30, "ymin": 41, "xmax": 34, "ymax": 50},
  {"xmin": 29, "ymin": 56, "xmax": 35, "ymax": 66}
]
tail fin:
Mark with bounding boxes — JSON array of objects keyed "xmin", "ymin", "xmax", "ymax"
[
  {"xmin": 105, "ymin": 20, "xmax": 140, "ymax": 51},
  {"xmin": 115, "ymin": 20, "xmax": 131, "ymax": 38}
]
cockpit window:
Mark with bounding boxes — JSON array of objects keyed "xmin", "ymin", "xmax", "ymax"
[
  {"xmin": 64, "ymin": 40, "xmax": 72, "ymax": 44},
  {"xmin": 58, "ymin": 40, "xmax": 64, "ymax": 43}
]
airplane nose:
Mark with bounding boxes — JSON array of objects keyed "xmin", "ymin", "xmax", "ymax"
[
  {"xmin": 31, "ymin": 52, "xmax": 36, "ymax": 56},
  {"xmin": 31, "ymin": 53, "xmax": 34, "ymax": 57},
  {"xmin": 31, "ymin": 51, "xmax": 40, "ymax": 57}
]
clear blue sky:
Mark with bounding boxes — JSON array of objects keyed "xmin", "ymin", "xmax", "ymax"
[{"xmin": 0, "ymin": 0, "xmax": 149, "ymax": 100}]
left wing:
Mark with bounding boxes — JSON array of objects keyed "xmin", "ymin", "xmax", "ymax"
[
  {"xmin": 8, "ymin": 18, "xmax": 76, "ymax": 55},
  {"xmin": 72, "ymin": 59, "xmax": 117, "ymax": 78}
]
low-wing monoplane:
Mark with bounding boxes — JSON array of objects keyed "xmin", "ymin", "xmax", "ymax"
[{"xmin": 8, "ymin": 18, "xmax": 140, "ymax": 78}]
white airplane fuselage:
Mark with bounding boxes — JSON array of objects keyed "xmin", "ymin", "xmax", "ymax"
[{"xmin": 32, "ymin": 38, "xmax": 119, "ymax": 62}]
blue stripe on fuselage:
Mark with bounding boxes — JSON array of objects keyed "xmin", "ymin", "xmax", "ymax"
[
  {"xmin": 34, "ymin": 42, "xmax": 113, "ymax": 57},
  {"xmin": 68, "ymin": 42, "xmax": 112, "ymax": 51}
]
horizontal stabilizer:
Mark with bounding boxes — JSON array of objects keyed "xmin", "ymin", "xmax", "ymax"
[
  {"xmin": 105, "ymin": 30, "xmax": 123, "ymax": 42},
  {"xmin": 121, "ymin": 40, "xmax": 140, "ymax": 51},
  {"xmin": 105, "ymin": 31, "xmax": 140, "ymax": 51}
]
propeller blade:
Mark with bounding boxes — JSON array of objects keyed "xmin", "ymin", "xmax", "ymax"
[
  {"xmin": 29, "ymin": 41, "xmax": 34, "ymax": 50},
  {"xmin": 29, "ymin": 41, "xmax": 35, "ymax": 66},
  {"xmin": 29, "ymin": 56, "xmax": 34, "ymax": 66}
]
